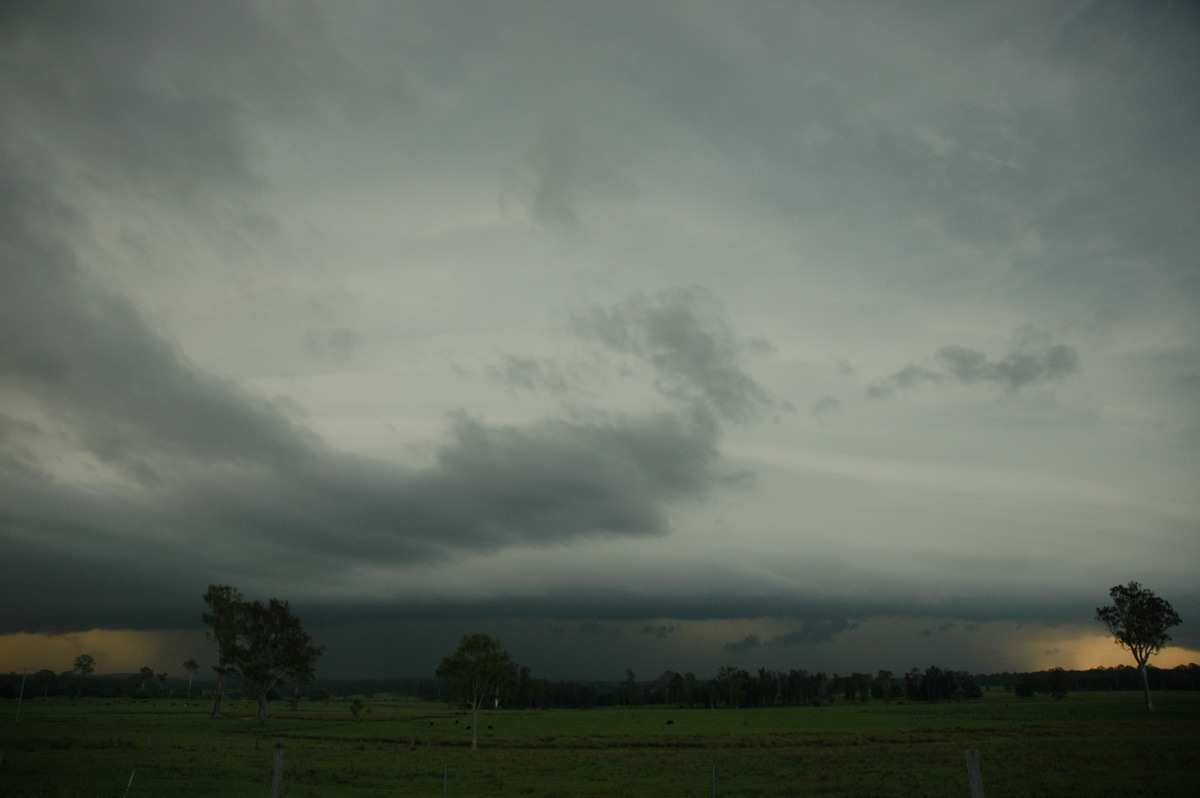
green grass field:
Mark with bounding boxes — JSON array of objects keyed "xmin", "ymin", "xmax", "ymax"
[{"xmin": 2, "ymin": 691, "xmax": 1197, "ymax": 796}]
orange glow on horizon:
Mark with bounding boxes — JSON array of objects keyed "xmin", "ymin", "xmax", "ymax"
[
  {"xmin": 0, "ymin": 629, "xmax": 209, "ymax": 676},
  {"xmin": 1020, "ymin": 630, "xmax": 1199, "ymax": 672}
]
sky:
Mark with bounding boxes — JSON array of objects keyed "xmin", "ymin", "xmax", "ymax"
[{"xmin": 2, "ymin": 0, "xmax": 1198, "ymax": 682}]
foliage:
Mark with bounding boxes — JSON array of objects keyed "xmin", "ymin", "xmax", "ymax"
[
  {"xmin": 71, "ymin": 653, "xmax": 95, "ymax": 696},
  {"xmin": 72, "ymin": 654, "xmax": 95, "ymax": 677},
  {"xmin": 436, "ymin": 633, "xmax": 517, "ymax": 749},
  {"xmin": 201, "ymin": 584, "xmax": 325, "ymax": 725},
  {"xmin": 182, "ymin": 658, "xmax": 200, "ymax": 698},
  {"xmin": 202, "ymin": 584, "xmax": 244, "ymax": 718},
  {"xmin": 1096, "ymin": 580, "xmax": 1182, "ymax": 711}
]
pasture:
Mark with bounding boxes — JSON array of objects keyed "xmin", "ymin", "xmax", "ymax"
[{"xmin": 1, "ymin": 691, "xmax": 1197, "ymax": 796}]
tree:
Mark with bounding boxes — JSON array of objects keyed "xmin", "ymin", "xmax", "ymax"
[
  {"xmin": 138, "ymin": 666, "xmax": 156, "ymax": 694},
  {"xmin": 201, "ymin": 585, "xmax": 324, "ymax": 725},
  {"xmin": 34, "ymin": 669, "xmax": 57, "ymax": 698},
  {"xmin": 435, "ymin": 633, "xmax": 517, "ymax": 750},
  {"xmin": 716, "ymin": 665, "xmax": 749, "ymax": 708},
  {"xmin": 182, "ymin": 659, "xmax": 200, "ymax": 698},
  {"xmin": 228, "ymin": 598, "xmax": 324, "ymax": 725},
  {"xmin": 656, "ymin": 670, "xmax": 683, "ymax": 705},
  {"xmin": 617, "ymin": 669, "xmax": 639, "ymax": 706},
  {"xmin": 1096, "ymin": 581, "xmax": 1182, "ymax": 711},
  {"xmin": 72, "ymin": 654, "xmax": 95, "ymax": 696},
  {"xmin": 1047, "ymin": 667, "xmax": 1069, "ymax": 701},
  {"xmin": 202, "ymin": 584, "xmax": 244, "ymax": 719}
]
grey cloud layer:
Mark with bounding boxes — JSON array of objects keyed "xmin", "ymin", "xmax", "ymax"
[
  {"xmin": 723, "ymin": 619, "xmax": 862, "ymax": 654},
  {"xmin": 0, "ymin": 2, "xmax": 749, "ymax": 632},
  {"xmin": 869, "ymin": 333, "xmax": 1081, "ymax": 398},
  {"xmin": 1, "ymin": 1, "xmax": 1197, "ymax": 671},
  {"xmin": 568, "ymin": 288, "xmax": 775, "ymax": 422}
]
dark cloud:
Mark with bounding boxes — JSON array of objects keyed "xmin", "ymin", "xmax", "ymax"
[
  {"xmin": 486, "ymin": 354, "xmax": 574, "ymax": 395},
  {"xmin": 869, "ymin": 332, "xmax": 1080, "ymax": 398},
  {"xmin": 2, "ymin": 0, "xmax": 1197, "ymax": 678},
  {"xmin": 1, "ymin": 403, "xmax": 728, "ymax": 631},
  {"xmin": 765, "ymin": 619, "xmax": 861, "ymax": 647},
  {"xmin": 0, "ymin": 158, "xmax": 321, "ymax": 485},
  {"xmin": 642, "ymin": 623, "xmax": 679, "ymax": 640},
  {"xmin": 936, "ymin": 344, "xmax": 1080, "ymax": 390},
  {"xmin": 1, "ymin": 242, "xmax": 321, "ymax": 484},
  {"xmin": 722, "ymin": 619, "xmax": 861, "ymax": 653},
  {"xmin": 811, "ymin": 396, "xmax": 843, "ymax": 417},
  {"xmin": 723, "ymin": 634, "xmax": 762, "ymax": 654},
  {"xmin": 1, "ymin": 0, "xmax": 356, "ymax": 203},
  {"xmin": 0, "ymin": 3, "xmax": 739, "ymax": 635},
  {"xmin": 570, "ymin": 287, "xmax": 774, "ymax": 421},
  {"xmin": 510, "ymin": 121, "xmax": 636, "ymax": 231}
]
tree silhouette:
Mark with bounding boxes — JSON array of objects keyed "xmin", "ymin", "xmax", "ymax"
[
  {"xmin": 72, "ymin": 654, "xmax": 94, "ymax": 696},
  {"xmin": 201, "ymin": 585, "xmax": 324, "ymax": 725},
  {"xmin": 202, "ymin": 585, "xmax": 244, "ymax": 718},
  {"xmin": 436, "ymin": 633, "xmax": 517, "ymax": 750},
  {"xmin": 182, "ymin": 659, "xmax": 200, "ymax": 698},
  {"xmin": 1096, "ymin": 581, "xmax": 1182, "ymax": 711}
]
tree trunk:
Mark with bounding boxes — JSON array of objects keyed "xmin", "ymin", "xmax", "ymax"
[
  {"xmin": 470, "ymin": 704, "xmax": 479, "ymax": 750},
  {"xmin": 1139, "ymin": 662, "xmax": 1155, "ymax": 712},
  {"xmin": 257, "ymin": 692, "xmax": 268, "ymax": 726},
  {"xmin": 210, "ymin": 671, "xmax": 224, "ymax": 719}
]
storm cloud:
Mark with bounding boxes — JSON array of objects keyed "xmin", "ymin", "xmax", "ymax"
[
  {"xmin": 1, "ymin": 1, "xmax": 1197, "ymax": 677},
  {"xmin": 569, "ymin": 287, "xmax": 775, "ymax": 422}
]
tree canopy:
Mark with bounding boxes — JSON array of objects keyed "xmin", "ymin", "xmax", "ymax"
[
  {"xmin": 1096, "ymin": 580, "xmax": 1182, "ymax": 711},
  {"xmin": 436, "ymin": 633, "xmax": 517, "ymax": 749},
  {"xmin": 201, "ymin": 584, "xmax": 324, "ymax": 725}
]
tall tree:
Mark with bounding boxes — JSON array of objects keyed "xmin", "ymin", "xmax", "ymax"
[
  {"xmin": 618, "ymin": 669, "xmax": 639, "ymax": 706},
  {"xmin": 72, "ymin": 654, "xmax": 94, "ymax": 696},
  {"xmin": 202, "ymin": 584, "xmax": 244, "ymax": 719},
  {"xmin": 1096, "ymin": 581, "xmax": 1182, "ymax": 711},
  {"xmin": 201, "ymin": 585, "xmax": 324, "ymax": 725},
  {"xmin": 228, "ymin": 597, "xmax": 324, "ymax": 726},
  {"xmin": 182, "ymin": 659, "xmax": 200, "ymax": 698},
  {"xmin": 34, "ymin": 669, "xmax": 57, "ymax": 698},
  {"xmin": 435, "ymin": 633, "xmax": 517, "ymax": 750}
]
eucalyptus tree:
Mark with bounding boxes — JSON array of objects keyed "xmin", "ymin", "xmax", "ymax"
[
  {"xmin": 182, "ymin": 659, "xmax": 200, "ymax": 698},
  {"xmin": 230, "ymin": 597, "xmax": 324, "ymax": 725},
  {"xmin": 1096, "ymin": 581, "xmax": 1182, "ymax": 711},
  {"xmin": 202, "ymin": 585, "xmax": 324, "ymax": 725},
  {"xmin": 72, "ymin": 654, "xmax": 94, "ymax": 696},
  {"xmin": 202, "ymin": 585, "xmax": 243, "ymax": 718},
  {"xmin": 436, "ymin": 633, "xmax": 517, "ymax": 750}
]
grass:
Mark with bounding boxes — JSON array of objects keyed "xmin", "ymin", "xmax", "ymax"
[{"xmin": 1, "ymin": 691, "xmax": 1197, "ymax": 796}]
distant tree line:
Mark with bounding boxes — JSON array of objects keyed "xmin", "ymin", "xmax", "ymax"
[
  {"xmin": 0, "ymin": 667, "xmax": 195, "ymax": 700},
  {"xmin": 497, "ymin": 664, "xmax": 986, "ymax": 709},
  {"xmin": 6, "ymin": 661, "xmax": 1200, "ymax": 705},
  {"xmin": 977, "ymin": 663, "xmax": 1200, "ymax": 697},
  {"xmin": 307, "ymin": 664, "xmax": 984, "ymax": 710}
]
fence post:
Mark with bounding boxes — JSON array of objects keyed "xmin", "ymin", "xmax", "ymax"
[
  {"xmin": 965, "ymin": 750, "xmax": 985, "ymax": 798},
  {"xmin": 271, "ymin": 746, "xmax": 284, "ymax": 798}
]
